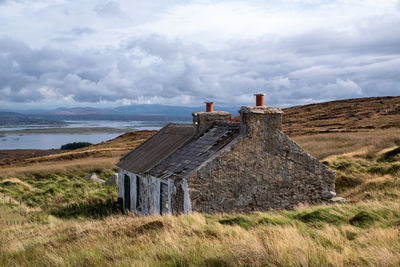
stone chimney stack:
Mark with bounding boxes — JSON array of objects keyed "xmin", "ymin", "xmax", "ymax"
[
  {"xmin": 239, "ymin": 94, "xmax": 283, "ymax": 135},
  {"xmin": 192, "ymin": 102, "xmax": 232, "ymax": 135}
]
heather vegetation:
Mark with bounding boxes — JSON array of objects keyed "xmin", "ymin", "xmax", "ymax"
[
  {"xmin": 0, "ymin": 128, "xmax": 399, "ymax": 266},
  {"xmin": 60, "ymin": 142, "xmax": 93, "ymax": 150}
]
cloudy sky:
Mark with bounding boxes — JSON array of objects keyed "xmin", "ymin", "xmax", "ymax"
[{"xmin": 0, "ymin": 0, "xmax": 399, "ymax": 109}]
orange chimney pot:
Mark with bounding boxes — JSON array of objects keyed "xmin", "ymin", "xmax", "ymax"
[
  {"xmin": 254, "ymin": 94, "xmax": 265, "ymax": 106},
  {"xmin": 205, "ymin": 102, "xmax": 213, "ymax": 112}
]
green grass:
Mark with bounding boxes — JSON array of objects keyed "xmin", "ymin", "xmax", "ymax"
[
  {"xmin": 378, "ymin": 147, "xmax": 400, "ymax": 162},
  {"xmin": 203, "ymin": 203, "xmax": 400, "ymax": 231},
  {"xmin": 218, "ymin": 216, "xmax": 252, "ymax": 229},
  {"xmin": 0, "ymin": 169, "xmax": 117, "ymax": 215},
  {"xmin": 335, "ymin": 174, "xmax": 363, "ymax": 192},
  {"xmin": 349, "ymin": 211, "xmax": 377, "ymax": 228},
  {"xmin": 1, "ymin": 131, "xmax": 400, "ymax": 266},
  {"xmin": 49, "ymin": 199, "xmax": 120, "ymax": 219},
  {"xmin": 325, "ymin": 145, "xmax": 400, "ymax": 203}
]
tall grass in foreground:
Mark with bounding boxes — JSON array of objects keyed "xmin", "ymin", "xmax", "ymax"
[
  {"xmin": 0, "ymin": 202, "xmax": 399, "ymax": 266},
  {"xmin": 0, "ymin": 128, "xmax": 400, "ymax": 266}
]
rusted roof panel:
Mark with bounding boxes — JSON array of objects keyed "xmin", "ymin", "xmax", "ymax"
[
  {"xmin": 117, "ymin": 123, "xmax": 196, "ymax": 174},
  {"xmin": 147, "ymin": 122, "xmax": 240, "ymax": 179}
]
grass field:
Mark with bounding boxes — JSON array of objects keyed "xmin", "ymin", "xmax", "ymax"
[{"xmin": 0, "ymin": 127, "xmax": 400, "ymax": 266}]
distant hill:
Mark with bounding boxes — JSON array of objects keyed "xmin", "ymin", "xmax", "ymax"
[
  {"xmin": 3, "ymin": 97, "xmax": 399, "ymax": 132},
  {"xmin": 6, "ymin": 104, "xmax": 238, "ymax": 121},
  {"xmin": 0, "ymin": 111, "xmax": 21, "ymax": 116},
  {"xmin": 0, "ymin": 111, "xmax": 63, "ymax": 126},
  {"xmin": 113, "ymin": 104, "xmax": 239, "ymax": 116},
  {"xmin": 282, "ymin": 96, "xmax": 400, "ymax": 136},
  {"xmin": 51, "ymin": 107, "xmax": 111, "ymax": 115}
]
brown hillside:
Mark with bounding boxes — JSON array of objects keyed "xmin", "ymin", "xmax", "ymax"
[{"xmin": 233, "ymin": 96, "xmax": 400, "ymax": 136}]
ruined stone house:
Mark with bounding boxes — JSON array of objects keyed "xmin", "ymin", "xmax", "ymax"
[{"xmin": 117, "ymin": 94, "xmax": 336, "ymax": 215}]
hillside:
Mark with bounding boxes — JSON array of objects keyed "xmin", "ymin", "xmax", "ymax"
[
  {"xmin": 0, "ymin": 111, "xmax": 63, "ymax": 126},
  {"xmin": 230, "ymin": 96, "xmax": 400, "ymax": 136},
  {"xmin": 282, "ymin": 96, "xmax": 400, "ymax": 136}
]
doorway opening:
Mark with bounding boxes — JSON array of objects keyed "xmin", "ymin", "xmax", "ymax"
[
  {"xmin": 124, "ymin": 175, "xmax": 131, "ymax": 211},
  {"xmin": 160, "ymin": 182, "xmax": 169, "ymax": 215}
]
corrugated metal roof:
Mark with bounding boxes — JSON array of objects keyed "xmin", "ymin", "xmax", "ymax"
[
  {"xmin": 140, "ymin": 122, "xmax": 241, "ymax": 179},
  {"xmin": 148, "ymin": 122, "xmax": 240, "ymax": 179},
  {"xmin": 119, "ymin": 122, "xmax": 241, "ymax": 179},
  {"xmin": 117, "ymin": 123, "xmax": 196, "ymax": 174}
]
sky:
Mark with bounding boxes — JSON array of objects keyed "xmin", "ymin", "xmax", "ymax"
[{"xmin": 0, "ymin": 0, "xmax": 400, "ymax": 109}]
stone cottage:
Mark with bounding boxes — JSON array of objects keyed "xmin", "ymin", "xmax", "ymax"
[{"xmin": 117, "ymin": 94, "xmax": 336, "ymax": 215}]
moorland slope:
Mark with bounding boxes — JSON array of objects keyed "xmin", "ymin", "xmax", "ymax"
[{"xmin": 281, "ymin": 96, "xmax": 400, "ymax": 136}]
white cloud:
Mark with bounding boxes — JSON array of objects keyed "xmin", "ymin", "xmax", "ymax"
[
  {"xmin": 94, "ymin": 1, "xmax": 127, "ymax": 18},
  {"xmin": 0, "ymin": 0, "xmax": 400, "ymax": 109}
]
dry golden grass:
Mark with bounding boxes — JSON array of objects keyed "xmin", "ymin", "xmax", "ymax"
[
  {"xmin": 1, "ymin": 202, "xmax": 400, "ymax": 266},
  {"xmin": 0, "ymin": 157, "xmax": 120, "ymax": 179},
  {"xmin": 1, "ymin": 125, "xmax": 400, "ymax": 266},
  {"xmin": 293, "ymin": 128, "xmax": 400, "ymax": 160}
]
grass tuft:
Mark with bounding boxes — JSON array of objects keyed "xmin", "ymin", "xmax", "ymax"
[
  {"xmin": 204, "ymin": 257, "xmax": 228, "ymax": 267},
  {"xmin": 218, "ymin": 216, "xmax": 252, "ymax": 229},
  {"xmin": 335, "ymin": 174, "xmax": 362, "ymax": 192},
  {"xmin": 350, "ymin": 211, "xmax": 377, "ymax": 228},
  {"xmin": 345, "ymin": 230, "xmax": 358, "ymax": 240},
  {"xmin": 295, "ymin": 208, "xmax": 346, "ymax": 225},
  {"xmin": 49, "ymin": 199, "xmax": 120, "ymax": 219},
  {"xmin": 378, "ymin": 147, "xmax": 400, "ymax": 162}
]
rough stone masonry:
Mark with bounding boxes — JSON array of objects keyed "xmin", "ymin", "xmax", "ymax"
[
  {"xmin": 186, "ymin": 106, "xmax": 336, "ymax": 213},
  {"xmin": 118, "ymin": 99, "xmax": 336, "ymax": 215}
]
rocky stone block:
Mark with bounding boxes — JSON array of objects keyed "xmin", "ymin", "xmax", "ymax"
[
  {"xmin": 329, "ymin": 197, "xmax": 347, "ymax": 203},
  {"xmin": 83, "ymin": 173, "xmax": 105, "ymax": 184},
  {"xmin": 105, "ymin": 173, "xmax": 118, "ymax": 185},
  {"xmin": 321, "ymin": 190, "xmax": 336, "ymax": 200}
]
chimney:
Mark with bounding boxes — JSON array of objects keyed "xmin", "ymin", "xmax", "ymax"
[
  {"xmin": 255, "ymin": 94, "xmax": 264, "ymax": 106},
  {"xmin": 239, "ymin": 93, "xmax": 283, "ymax": 135},
  {"xmin": 193, "ymin": 102, "xmax": 232, "ymax": 135},
  {"xmin": 205, "ymin": 102, "xmax": 213, "ymax": 112}
]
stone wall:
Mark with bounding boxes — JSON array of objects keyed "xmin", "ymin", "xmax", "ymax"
[
  {"xmin": 192, "ymin": 111, "xmax": 232, "ymax": 134},
  {"xmin": 171, "ymin": 178, "xmax": 191, "ymax": 215},
  {"xmin": 187, "ymin": 107, "xmax": 336, "ymax": 213}
]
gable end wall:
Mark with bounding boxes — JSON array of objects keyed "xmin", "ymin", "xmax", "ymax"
[{"xmin": 187, "ymin": 127, "xmax": 336, "ymax": 213}]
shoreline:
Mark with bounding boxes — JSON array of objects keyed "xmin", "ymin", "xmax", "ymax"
[{"xmin": 0, "ymin": 127, "xmax": 136, "ymax": 135}]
